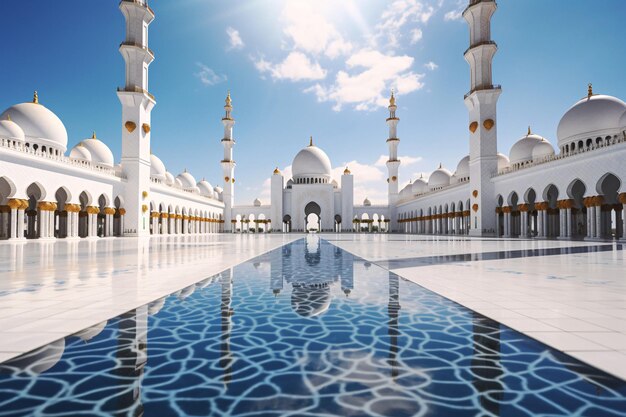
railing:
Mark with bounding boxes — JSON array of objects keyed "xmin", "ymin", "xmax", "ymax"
[
  {"xmin": 397, "ymin": 177, "xmax": 470, "ymax": 205},
  {"xmin": 120, "ymin": 41, "xmax": 154, "ymax": 58},
  {"xmin": 117, "ymin": 86, "xmax": 155, "ymax": 101},
  {"xmin": 120, "ymin": 0, "xmax": 155, "ymax": 16},
  {"xmin": 494, "ymin": 134, "xmax": 626, "ymax": 177},
  {"xmin": 464, "ymin": 40, "xmax": 497, "ymax": 56},
  {"xmin": 0, "ymin": 139, "xmax": 126, "ymax": 179},
  {"xmin": 464, "ymin": 84, "xmax": 501, "ymax": 100},
  {"xmin": 150, "ymin": 177, "xmax": 222, "ymax": 202}
]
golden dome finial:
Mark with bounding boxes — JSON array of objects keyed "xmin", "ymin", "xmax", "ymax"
[
  {"xmin": 6, "ymin": 114, "xmax": 11, "ymax": 122},
  {"xmin": 225, "ymin": 90, "xmax": 232, "ymax": 106},
  {"xmin": 91, "ymin": 131, "xmax": 97, "ymax": 140},
  {"xmin": 588, "ymin": 83, "xmax": 593, "ymax": 98},
  {"xmin": 527, "ymin": 126, "xmax": 531, "ymax": 135},
  {"xmin": 438, "ymin": 162, "xmax": 442, "ymax": 169},
  {"xmin": 389, "ymin": 89, "xmax": 396, "ymax": 106},
  {"xmin": 273, "ymin": 167, "xmax": 280, "ymax": 175},
  {"xmin": 309, "ymin": 136, "xmax": 313, "ymax": 146},
  {"xmin": 344, "ymin": 166, "xmax": 351, "ymax": 175},
  {"xmin": 33, "ymin": 91, "xmax": 39, "ymax": 104}
]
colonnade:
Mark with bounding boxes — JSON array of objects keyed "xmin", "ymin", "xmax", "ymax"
[
  {"xmin": 149, "ymin": 212, "xmax": 223, "ymax": 235},
  {"xmin": 399, "ymin": 210, "xmax": 471, "ymax": 235}
]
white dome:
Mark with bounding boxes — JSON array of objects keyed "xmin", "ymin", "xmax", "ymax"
[
  {"xmin": 292, "ymin": 143, "xmax": 332, "ymax": 180},
  {"xmin": 620, "ymin": 110, "xmax": 626, "ymax": 129},
  {"xmin": 0, "ymin": 97, "xmax": 68, "ymax": 152},
  {"xmin": 253, "ymin": 198, "xmax": 262, "ymax": 207},
  {"xmin": 150, "ymin": 154, "xmax": 167, "ymax": 180},
  {"xmin": 177, "ymin": 171, "xmax": 197, "ymax": 189},
  {"xmin": 363, "ymin": 197, "xmax": 371, "ymax": 206},
  {"xmin": 197, "ymin": 180, "xmax": 214, "ymax": 197},
  {"xmin": 532, "ymin": 141, "xmax": 555, "ymax": 161},
  {"xmin": 175, "ymin": 178, "xmax": 183, "ymax": 187},
  {"xmin": 399, "ymin": 183, "xmax": 412, "ymax": 199},
  {"xmin": 214, "ymin": 186, "xmax": 223, "ymax": 193},
  {"xmin": 79, "ymin": 134, "xmax": 114, "ymax": 167},
  {"xmin": 69, "ymin": 143, "xmax": 92, "ymax": 162},
  {"xmin": 557, "ymin": 93, "xmax": 626, "ymax": 147},
  {"xmin": 497, "ymin": 153, "xmax": 510, "ymax": 171},
  {"xmin": 165, "ymin": 171, "xmax": 175, "ymax": 186},
  {"xmin": 454, "ymin": 155, "xmax": 470, "ymax": 182},
  {"xmin": 509, "ymin": 131, "xmax": 547, "ymax": 166},
  {"xmin": 0, "ymin": 117, "xmax": 25, "ymax": 142},
  {"xmin": 411, "ymin": 176, "xmax": 428, "ymax": 194},
  {"xmin": 428, "ymin": 165, "xmax": 452, "ymax": 190}
]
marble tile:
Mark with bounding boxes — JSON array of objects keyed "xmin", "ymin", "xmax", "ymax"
[
  {"xmin": 573, "ymin": 332, "xmax": 626, "ymax": 350},
  {"xmin": 525, "ymin": 332, "xmax": 612, "ymax": 352}
]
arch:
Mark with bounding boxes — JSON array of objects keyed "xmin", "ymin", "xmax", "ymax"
[
  {"xmin": 542, "ymin": 184, "xmax": 559, "ymax": 207},
  {"xmin": 114, "ymin": 196, "xmax": 124, "ymax": 209},
  {"xmin": 596, "ymin": 172, "xmax": 621, "ymax": 199},
  {"xmin": 26, "ymin": 182, "xmax": 46, "ymax": 202},
  {"xmin": 567, "ymin": 179, "xmax": 587, "ymax": 202},
  {"xmin": 495, "ymin": 195, "xmax": 503, "ymax": 207},
  {"xmin": 79, "ymin": 191, "xmax": 92, "ymax": 208},
  {"xmin": 507, "ymin": 191, "xmax": 519, "ymax": 207},
  {"xmin": 0, "ymin": 176, "xmax": 17, "ymax": 201},
  {"xmin": 304, "ymin": 201, "xmax": 321, "ymax": 216},
  {"xmin": 524, "ymin": 188, "xmax": 536, "ymax": 204}
]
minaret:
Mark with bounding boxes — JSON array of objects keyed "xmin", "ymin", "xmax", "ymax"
[
  {"xmin": 463, "ymin": 0, "xmax": 501, "ymax": 236},
  {"xmin": 221, "ymin": 92, "xmax": 236, "ymax": 231},
  {"xmin": 270, "ymin": 167, "xmax": 283, "ymax": 233},
  {"xmin": 117, "ymin": 0, "xmax": 156, "ymax": 236},
  {"xmin": 386, "ymin": 91, "xmax": 400, "ymax": 232}
]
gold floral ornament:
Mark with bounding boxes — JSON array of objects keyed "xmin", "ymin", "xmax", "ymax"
[
  {"xmin": 141, "ymin": 204, "xmax": 148, "ymax": 213},
  {"xmin": 224, "ymin": 176, "xmax": 230, "ymax": 182},
  {"xmin": 472, "ymin": 203, "xmax": 479, "ymax": 212},
  {"xmin": 142, "ymin": 123, "xmax": 151, "ymax": 134},
  {"xmin": 472, "ymin": 190, "xmax": 478, "ymax": 198},
  {"xmin": 391, "ymin": 176, "xmax": 397, "ymax": 181},
  {"xmin": 125, "ymin": 121, "xmax": 136, "ymax": 133},
  {"xmin": 469, "ymin": 121, "xmax": 478, "ymax": 133},
  {"xmin": 142, "ymin": 191, "xmax": 148, "ymax": 199},
  {"xmin": 483, "ymin": 119, "xmax": 494, "ymax": 130}
]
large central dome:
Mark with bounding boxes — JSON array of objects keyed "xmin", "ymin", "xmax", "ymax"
[{"xmin": 291, "ymin": 140, "xmax": 332, "ymax": 182}]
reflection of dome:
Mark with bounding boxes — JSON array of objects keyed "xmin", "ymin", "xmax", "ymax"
[
  {"xmin": 150, "ymin": 154, "xmax": 167, "ymax": 180},
  {"xmin": 557, "ymin": 92, "xmax": 626, "ymax": 148},
  {"xmin": 292, "ymin": 142, "xmax": 332, "ymax": 181},
  {"xmin": 77, "ymin": 133, "xmax": 114, "ymax": 167},
  {"xmin": 148, "ymin": 297, "xmax": 166, "ymax": 315},
  {"xmin": 178, "ymin": 285, "xmax": 195, "ymax": 300},
  {"xmin": 0, "ymin": 116, "xmax": 25, "ymax": 142},
  {"xmin": 0, "ymin": 95, "xmax": 68, "ymax": 152},
  {"xmin": 532, "ymin": 141, "xmax": 555, "ymax": 161},
  {"xmin": 74, "ymin": 321, "xmax": 107, "ymax": 341},
  {"xmin": 411, "ymin": 175, "xmax": 428, "ymax": 194},
  {"xmin": 197, "ymin": 179, "xmax": 215, "ymax": 197},
  {"xmin": 0, "ymin": 339, "xmax": 65, "ymax": 375},
  {"xmin": 509, "ymin": 130, "xmax": 549, "ymax": 165},
  {"xmin": 428, "ymin": 165, "xmax": 452, "ymax": 190},
  {"xmin": 291, "ymin": 285, "xmax": 331, "ymax": 318},
  {"xmin": 69, "ymin": 143, "xmax": 92, "ymax": 162}
]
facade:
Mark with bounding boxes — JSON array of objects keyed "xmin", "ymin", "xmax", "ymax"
[{"xmin": 1, "ymin": 0, "xmax": 625, "ymax": 241}]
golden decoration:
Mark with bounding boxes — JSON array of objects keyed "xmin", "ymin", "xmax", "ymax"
[
  {"xmin": 391, "ymin": 176, "xmax": 397, "ymax": 181},
  {"xmin": 117, "ymin": 208, "xmax": 126, "ymax": 216},
  {"xmin": 472, "ymin": 189, "xmax": 478, "ymax": 198},
  {"xmin": 483, "ymin": 119, "xmax": 494, "ymax": 130},
  {"xmin": 472, "ymin": 203, "xmax": 479, "ymax": 212},
  {"xmin": 91, "ymin": 131, "xmax": 97, "ymax": 140},
  {"xmin": 344, "ymin": 166, "xmax": 351, "ymax": 175},
  {"xmin": 141, "ymin": 204, "xmax": 148, "ymax": 213},
  {"xmin": 273, "ymin": 167, "xmax": 280, "ymax": 175},
  {"xmin": 231, "ymin": 178, "xmax": 235, "ymax": 183},
  {"xmin": 150, "ymin": 212, "xmax": 159, "ymax": 218},
  {"xmin": 224, "ymin": 176, "xmax": 230, "ymax": 182},
  {"xmin": 588, "ymin": 83, "xmax": 593, "ymax": 98},
  {"xmin": 33, "ymin": 91, "xmax": 39, "ymax": 104},
  {"xmin": 619, "ymin": 193, "xmax": 626, "ymax": 204},
  {"xmin": 160, "ymin": 213, "xmax": 169, "ymax": 218},
  {"xmin": 142, "ymin": 191, "xmax": 148, "ymax": 199},
  {"xmin": 125, "ymin": 121, "xmax": 136, "ymax": 133},
  {"xmin": 389, "ymin": 90, "xmax": 396, "ymax": 107},
  {"xmin": 7, "ymin": 199, "xmax": 22, "ymax": 210},
  {"xmin": 86, "ymin": 206, "xmax": 100, "ymax": 215},
  {"xmin": 469, "ymin": 121, "xmax": 478, "ymax": 133},
  {"xmin": 104, "ymin": 207, "xmax": 116, "ymax": 215},
  {"xmin": 19, "ymin": 200, "xmax": 29, "ymax": 210},
  {"xmin": 142, "ymin": 123, "xmax": 151, "ymax": 134}
]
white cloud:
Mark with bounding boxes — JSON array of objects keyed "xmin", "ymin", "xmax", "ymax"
[
  {"xmin": 254, "ymin": 52, "xmax": 327, "ymax": 81},
  {"xmin": 410, "ymin": 28, "xmax": 423, "ymax": 44},
  {"xmin": 194, "ymin": 63, "xmax": 227, "ymax": 86},
  {"xmin": 374, "ymin": 154, "xmax": 422, "ymax": 167},
  {"xmin": 306, "ymin": 49, "xmax": 424, "ymax": 111},
  {"xmin": 376, "ymin": 0, "xmax": 435, "ymax": 48},
  {"xmin": 424, "ymin": 61, "xmax": 438, "ymax": 71},
  {"xmin": 226, "ymin": 27, "xmax": 244, "ymax": 50},
  {"xmin": 444, "ymin": 2, "xmax": 465, "ymax": 22}
]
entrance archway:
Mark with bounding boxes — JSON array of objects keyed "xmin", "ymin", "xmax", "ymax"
[{"xmin": 304, "ymin": 202, "xmax": 321, "ymax": 232}]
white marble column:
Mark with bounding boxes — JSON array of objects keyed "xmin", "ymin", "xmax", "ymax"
[
  {"xmin": 621, "ymin": 203, "xmax": 626, "ymax": 241},
  {"xmin": 595, "ymin": 203, "xmax": 603, "ymax": 239}
]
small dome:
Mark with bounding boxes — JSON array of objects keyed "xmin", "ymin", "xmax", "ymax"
[
  {"xmin": 150, "ymin": 154, "xmax": 166, "ymax": 180},
  {"xmin": 292, "ymin": 141, "xmax": 332, "ymax": 181},
  {"xmin": 253, "ymin": 198, "xmax": 262, "ymax": 207},
  {"xmin": 214, "ymin": 186, "xmax": 223, "ymax": 193},
  {"xmin": 532, "ymin": 141, "xmax": 555, "ymax": 161},
  {"xmin": 509, "ymin": 129, "xmax": 547, "ymax": 166},
  {"xmin": 454, "ymin": 155, "xmax": 470, "ymax": 182},
  {"xmin": 428, "ymin": 165, "xmax": 452, "ymax": 190},
  {"xmin": 363, "ymin": 197, "xmax": 371, "ymax": 206},
  {"xmin": 497, "ymin": 153, "xmax": 510, "ymax": 171},
  {"xmin": 0, "ymin": 116, "xmax": 25, "ymax": 142},
  {"xmin": 291, "ymin": 286, "xmax": 331, "ymax": 318},
  {"xmin": 197, "ymin": 179, "xmax": 215, "ymax": 197},
  {"xmin": 69, "ymin": 143, "xmax": 92, "ymax": 162},
  {"xmin": 165, "ymin": 171, "xmax": 175, "ymax": 186},
  {"xmin": 177, "ymin": 170, "xmax": 197, "ymax": 189},
  {"xmin": 0, "ymin": 93, "xmax": 68, "ymax": 151},
  {"xmin": 331, "ymin": 179, "xmax": 338, "ymax": 187},
  {"xmin": 557, "ymin": 91, "xmax": 626, "ymax": 147},
  {"xmin": 399, "ymin": 183, "xmax": 412, "ymax": 199},
  {"xmin": 79, "ymin": 133, "xmax": 114, "ymax": 167},
  {"xmin": 175, "ymin": 178, "xmax": 183, "ymax": 187},
  {"xmin": 411, "ymin": 175, "xmax": 428, "ymax": 194}
]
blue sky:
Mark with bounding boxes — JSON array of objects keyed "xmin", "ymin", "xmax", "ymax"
[{"xmin": 1, "ymin": 0, "xmax": 625, "ymax": 204}]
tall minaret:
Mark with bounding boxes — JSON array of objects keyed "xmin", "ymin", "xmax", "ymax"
[
  {"xmin": 386, "ymin": 91, "xmax": 400, "ymax": 232},
  {"xmin": 221, "ymin": 92, "xmax": 236, "ymax": 231},
  {"xmin": 118, "ymin": 0, "xmax": 156, "ymax": 236},
  {"xmin": 463, "ymin": 0, "xmax": 501, "ymax": 236}
]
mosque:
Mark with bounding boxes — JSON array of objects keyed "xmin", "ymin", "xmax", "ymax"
[{"xmin": 0, "ymin": 0, "xmax": 625, "ymax": 241}]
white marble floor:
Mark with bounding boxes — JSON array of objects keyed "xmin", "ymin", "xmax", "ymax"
[
  {"xmin": 0, "ymin": 234, "xmax": 299, "ymax": 363},
  {"xmin": 323, "ymin": 233, "xmax": 626, "ymax": 381}
]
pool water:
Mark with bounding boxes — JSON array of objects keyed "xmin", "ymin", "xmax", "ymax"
[{"xmin": 0, "ymin": 237, "xmax": 625, "ymax": 416}]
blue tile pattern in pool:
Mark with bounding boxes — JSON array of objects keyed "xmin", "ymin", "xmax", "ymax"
[{"xmin": 0, "ymin": 236, "xmax": 625, "ymax": 417}]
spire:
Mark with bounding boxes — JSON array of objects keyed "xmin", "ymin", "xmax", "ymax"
[
  {"xmin": 309, "ymin": 136, "xmax": 313, "ymax": 147},
  {"xmin": 438, "ymin": 162, "xmax": 443, "ymax": 169},
  {"xmin": 225, "ymin": 90, "xmax": 232, "ymax": 107},
  {"xmin": 588, "ymin": 83, "xmax": 593, "ymax": 98},
  {"xmin": 91, "ymin": 131, "xmax": 97, "ymax": 140},
  {"xmin": 6, "ymin": 114, "xmax": 10, "ymax": 122},
  {"xmin": 527, "ymin": 126, "xmax": 531, "ymax": 136},
  {"xmin": 389, "ymin": 89, "xmax": 396, "ymax": 107},
  {"xmin": 344, "ymin": 166, "xmax": 351, "ymax": 175},
  {"xmin": 273, "ymin": 167, "xmax": 280, "ymax": 175},
  {"xmin": 223, "ymin": 91, "xmax": 233, "ymax": 121},
  {"xmin": 32, "ymin": 91, "xmax": 39, "ymax": 104}
]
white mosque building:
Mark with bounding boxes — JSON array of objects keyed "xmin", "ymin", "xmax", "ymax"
[{"xmin": 0, "ymin": 0, "xmax": 625, "ymax": 241}]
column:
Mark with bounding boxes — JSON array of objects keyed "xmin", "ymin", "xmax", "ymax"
[
  {"xmin": 105, "ymin": 208, "xmax": 115, "ymax": 237},
  {"xmin": 87, "ymin": 206, "xmax": 99, "ymax": 238},
  {"xmin": 519, "ymin": 205, "xmax": 528, "ymax": 238},
  {"xmin": 495, "ymin": 208, "xmax": 501, "ymax": 237},
  {"xmin": 118, "ymin": 208, "xmax": 126, "ymax": 236},
  {"xmin": 594, "ymin": 197, "xmax": 603, "ymax": 239},
  {"xmin": 620, "ymin": 193, "xmax": 626, "ymax": 241},
  {"xmin": 502, "ymin": 207, "xmax": 511, "ymax": 237}
]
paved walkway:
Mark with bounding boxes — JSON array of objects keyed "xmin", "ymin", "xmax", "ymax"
[{"xmin": 323, "ymin": 233, "xmax": 626, "ymax": 381}]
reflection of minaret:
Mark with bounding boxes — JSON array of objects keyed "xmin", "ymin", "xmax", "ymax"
[
  {"xmin": 114, "ymin": 306, "xmax": 148, "ymax": 417},
  {"xmin": 270, "ymin": 246, "xmax": 284, "ymax": 296},
  {"xmin": 471, "ymin": 312, "xmax": 503, "ymax": 414},
  {"xmin": 340, "ymin": 248, "xmax": 354, "ymax": 297},
  {"xmin": 220, "ymin": 269, "xmax": 234, "ymax": 386},
  {"xmin": 388, "ymin": 272, "xmax": 401, "ymax": 380}
]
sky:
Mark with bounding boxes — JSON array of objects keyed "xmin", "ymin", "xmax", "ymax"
[{"xmin": 1, "ymin": 0, "xmax": 625, "ymax": 205}]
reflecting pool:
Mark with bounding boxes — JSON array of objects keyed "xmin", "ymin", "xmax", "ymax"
[{"xmin": 0, "ymin": 236, "xmax": 625, "ymax": 416}]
